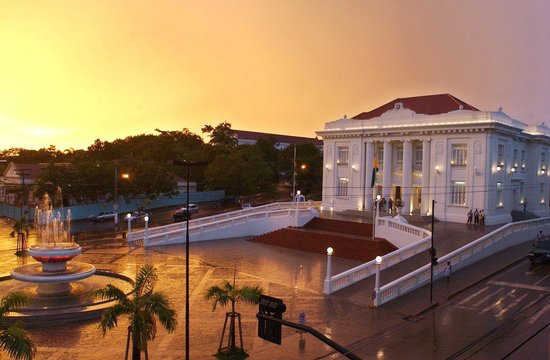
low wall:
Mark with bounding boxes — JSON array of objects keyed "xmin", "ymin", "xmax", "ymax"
[{"xmin": 376, "ymin": 217, "xmax": 550, "ymax": 306}]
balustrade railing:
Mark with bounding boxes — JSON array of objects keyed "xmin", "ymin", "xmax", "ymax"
[{"xmin": 375, "ymin": 217, "xmax": 550, "ymax": 306}]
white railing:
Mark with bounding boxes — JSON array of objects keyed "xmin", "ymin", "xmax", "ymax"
[
  {"xmin": 375, "ymin": 217, "xmax": 550, "ymax": 306},
  {"xmin": 324, "ymin": 217, "xmax": 432, "ymax": 294},
  {"xmin": 127, "ymin": 201, "xmax": 319, "ymax": 247}
]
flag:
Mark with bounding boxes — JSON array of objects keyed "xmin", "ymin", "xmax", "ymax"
[{"xmin": 371, "ymin": 155, "xmax": 379, "ymax": 188}]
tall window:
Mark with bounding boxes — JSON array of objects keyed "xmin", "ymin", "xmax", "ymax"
[
  {"xmin": 541, "ymin": 183, "xmax": 545, "ymax": 204},
  {"xmin": 521, "ymin": 150, "xmax": 526, "ymax": 169},
  {"xmin": 451, "ymin": 144, "xmax": 468, "ymax": 166},
  {"xmin": 414, "ymin": 145, "xmax": 423, "ymax": 171},
  {"xmin": 541, "ymin": 152, "xmax": 547, "ymax": 171},
  {"xmin": 513, "ymin": 149, "xmax": 518, "ymax": 167},
  {"xmin": 337, "ymin": 147, "xmax": 349, "ymax": 165},
  {"xmin": 395, "ymin": 146, "xmax": 403, "ymax": 171},
  {"xmin": 520, "ymin": 182, "xmax": 525, "ymax": 203},
  {"xmin": 450, "ymin": 181, "xmax": 466, "ymax": 206},
  {"xmin": 337, "ymin": 177, "xmax": 349, "ymax": 197},
  {"xmin": 497, "ymin": 144, "xmax": 505, "ymax": 166},
  {"xmin": 377, "ymin": 144, "xmax": 384, "ymax": 170},
  {"xmin": 496, "ymin": 182, "xmax": 504, "ymax": 207}
]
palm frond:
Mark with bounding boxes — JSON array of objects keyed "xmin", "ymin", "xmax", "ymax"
[
  {"xmin": 134, "ymin": 264, "xmax": 157, "ymax": 296},
  {"xmin": 145, "ymin": 292, "xmax": 177, "ymax": 333},
  {"xmin": 91, "ymin": 284, "xmax": 129, "ymax": 303},
  {"xmin": 238, "ymin": 285, "xmax": 263, "ymax": 305},
  {"xmin": 0, "ymin": 292, "xmax": 29, "ymax": 317},
  {"xmin": 99, "ymin": 303, "xmax": 130, "ymax": 336},
  {"xmin": 0, "ymin": 326, "xmax": 37, "ymax": 360},
  {"xmin": 205, "ymin": 285, "xmax": 230, "ymax": 311}
]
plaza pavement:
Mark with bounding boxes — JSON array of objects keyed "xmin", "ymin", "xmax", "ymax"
[{"xmin": 0, "ymin": 214, "xmax": 531, "ymax": 359}]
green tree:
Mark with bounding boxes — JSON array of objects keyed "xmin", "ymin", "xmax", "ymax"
[
  {"xmin": 9, "ymin": 217, "xmax": 33, "ymax": 255},
  {"xmin": 0, "ymin": 292, "xmax": 37, "ymax": 360},
  {"xmin": 205, "ymin": 145, "xmax": 276, "ymax": 196},
  {"xmin": 92, "ymin": 264, "xmax": 177, "ymax": 360},
  {"xmin": 202, "ymin": 122, "xmax": 238, "ymax": 148},
  {"xmin": 280, "ymin": 143, "xmax": 323, "ymax": 200},
  {"xmin": 205, "ymin": 280, "xmax": 263, "ymax": 357}
]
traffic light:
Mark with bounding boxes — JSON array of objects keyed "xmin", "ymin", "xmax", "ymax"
[
  {"xmin": 258, "ymin": 295, "xmax": 286, "ymax": 345},
  {"xmin": 429, "ymin": 247, "xmax": 438, "ymax": 266}
]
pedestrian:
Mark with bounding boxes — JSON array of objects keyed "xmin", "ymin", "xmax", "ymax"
[
  {"xmin": 388, "ymin": 198, "xmax": 394, "ymax": 214},
  {"xmin": 535, "ymin": 230, "xmax": 544, "ymax": 245},
  {"xmin": 466, "ymin": 209, "xmax": 473, "ymax": 224},
  {"xmin": 474, "ymin": 209, "xmax": 479, "ymax": 225},
  {"xmin": 444, "ymin": 261, "xmax": 452, "ymax": 282},
  {"xmin": 381, "ymin": 197, "xmax": 386, "ymax": 212},
  {"xmin": 479, "ymin": 209, "xmax": 485, "ymax": 226}
]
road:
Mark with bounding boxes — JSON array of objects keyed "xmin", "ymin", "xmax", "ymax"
[{"xmin": 344, "ymin": 259, "xmax": 550, "ymax": 359}]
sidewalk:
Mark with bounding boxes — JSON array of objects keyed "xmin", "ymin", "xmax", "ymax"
[{"xmin": 0, "ymin": 217, "xmax": 531, "ymax": 359}]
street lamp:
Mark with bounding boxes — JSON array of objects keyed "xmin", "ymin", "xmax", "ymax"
[
  {"xmin": 292, "ymin": 144, "xmax": 297, "ymax": 202},
  {"xmin": 144, "ymin": 215, "xmax": 149, "ymax": 245},
  {"xmin": 372, "ymin": 195, "xmax": 381, "ymax": 240},
  {"xmin": 126, "ymin": 213, "xmax": 132, "ymax": 240},
  {"xmin": 323, "ymin": 247, "xmax": 334, "ymax": 294},
  {"xmin": 374, "ymin": 256, "xmax": 383, "ymax": 306},
  {"xmin": 172, "ymin": 159, "xmax": 207, "ymax": 360},
  {"xmin": 114, "ymin": 166, "xmax": 129, "ymax": 226},
  {"xmin": 429, "ymin": 200, "xmax": 437, "ymax": 303}
]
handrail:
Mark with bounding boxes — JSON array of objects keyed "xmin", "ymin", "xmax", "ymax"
[
  {"xmin": 324, "ymin": 217, "xmax": 431, "ymax": 294},
  {"xmin": 128, "ymin": 201, "xmax": 318, "ymax": 246},
  {"xmin": 376, "ymin": 217, "xmax": 550, "ymax": 306}
]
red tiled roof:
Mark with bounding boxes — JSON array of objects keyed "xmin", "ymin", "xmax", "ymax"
[
  {"xmin": 352, "ymin": 94, "xmax": 479, "ymax": 120},
  {"xmin": 233, "ymin": 129, "xmax": 322, "ymax": 146}
]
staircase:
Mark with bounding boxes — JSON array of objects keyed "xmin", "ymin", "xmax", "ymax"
[
  {"xmin": 511, "ymin": 210, "xmax": 539, "ymax": 222},
  {"xmin": 249, "ymin": 218, "xmax": 397, "ymax": 262}
]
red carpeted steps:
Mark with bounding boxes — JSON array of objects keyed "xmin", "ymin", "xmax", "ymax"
[{"xmin": 249, "ymin": 217, "xmax": 397, "ymax": 262}]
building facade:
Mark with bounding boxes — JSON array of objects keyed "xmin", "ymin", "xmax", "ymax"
[{"xmin": 316, "ymin": 94, "xmax": 550, "ymax": 225}]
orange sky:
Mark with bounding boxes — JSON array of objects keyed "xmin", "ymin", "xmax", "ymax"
[{"xmin": 1, "ymin": 1, "xmax": 549, "ymax": 150}]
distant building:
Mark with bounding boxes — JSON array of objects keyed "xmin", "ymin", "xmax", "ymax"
[
  {"xmin": 233, "ymin": 129, "xmax": 322, "ymax": 150},
  {"xmin": 0, "ymin": 162, "xmax": 47, "ymax": 205},
  {"xmin": 317, "ymin": 93, "xmax": 550, "ymax": 225}
]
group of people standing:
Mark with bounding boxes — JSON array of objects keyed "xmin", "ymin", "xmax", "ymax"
[{"xmin": 466, "ymin": 209, "xmax": 485, "ymax": 225}]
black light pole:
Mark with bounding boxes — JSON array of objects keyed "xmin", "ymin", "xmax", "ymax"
[
  {"xmin": 430, "ymin": 199, "xmax": 436, "ymax": 303},
  {"xmin": 173, "ymin": 160, "xmax": 207, "ymax": 360}
]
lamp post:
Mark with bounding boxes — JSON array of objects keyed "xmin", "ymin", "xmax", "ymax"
[
  {"xmin": 324, "ymin": 247, "xmax": 334, "ymax": 294},
  {"xmin": 113, "ymin": 166, "xmax": 129, "ymax": 226},
  {"xmin": 126, "ymin": 213, "xmax": 132, "ymax": 240},
  {"xmin": 172, "ymin": 159, "xmax": 207, "ymax": 360},
  {"xmin": 429, "ymin": 200, "xmax": 437, "ymax": 303},
  {"xmin": 372, "ymin": 195, "xmax": 381, "ymax": 240},
  {"xmin": 374, "ymin": 255, "xmax": 383, "ymax": 306},
  {"xmin": 144, "ymin": 215, "xmax": 149, "ymax": 246},
  {"xmin": 292, "ymin": 144, "xmax": 297, "ymax": 202}
]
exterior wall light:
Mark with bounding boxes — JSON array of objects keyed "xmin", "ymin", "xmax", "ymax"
[
  {"xmin": 496, "ymin": 165, "xmax": 502, "ymax": 172},
  {"xmin": 541, "ymin": 169, "xmax": 546, "ymax": 175},
  {"xmin": 435, "ymin": 165, "xmax": 440, "ymax": 174},
  {"xmin": 511, "ymin": 167, "xmax": 516, "ymax": 173}
]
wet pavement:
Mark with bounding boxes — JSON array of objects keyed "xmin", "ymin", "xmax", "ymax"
[{"xmin": 0, "ymin": 214, "xmax": 531, "ymax": 359}]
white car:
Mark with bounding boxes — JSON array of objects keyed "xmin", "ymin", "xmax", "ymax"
[
  {"xmin": 88, "ymin": 211, "xmax": 117, "ymax": 222},
  {"xmin": 173, "ymin": 204, "xmax": 199, "ymax": 222}
]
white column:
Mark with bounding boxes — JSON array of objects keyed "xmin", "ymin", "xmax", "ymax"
[
  {"xmin": 421, "ymin": 139, "xmax": 431, "ymax": 215},
  {"xmin": 365, "ymin": 141, "xmax": 374, "ymax": 210},
  {"xmin": 383, "ymin": 141, "xmax": 392, "ymax": 201},
  {"xmin": 402, "ymin": 139, "xmax": 412, "ymax": 215}
]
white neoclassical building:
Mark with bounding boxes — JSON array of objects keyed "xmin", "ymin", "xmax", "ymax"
[{"xmin": 316, "ymin": 94, "xmax": 550, "ymax": 225}]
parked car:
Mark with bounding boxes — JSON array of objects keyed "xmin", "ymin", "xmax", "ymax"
[
  {"xmin": 241, "ymin": 203, "xmax": 252, "ymax": 209},
  {"xmin": 529, "ymin": 239, "xmax": 550, "ymax": 264},
  {"xmin": 173, "ymin": 204, "xmax": 199, "ymax": 222},
  {"xmin": 127, "ymin": 211, "xmax": 150, "ymax": 223},
  {"xmin": 88, "ymin": 211, "xmax": 117, "ymax": 222}
]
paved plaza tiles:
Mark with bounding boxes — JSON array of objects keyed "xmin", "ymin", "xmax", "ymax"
[{"xmin": 0, "ymin": 217, "xmax": 522, "ymax": 359}]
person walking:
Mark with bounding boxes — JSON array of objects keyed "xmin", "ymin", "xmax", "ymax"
[
  {"xmin": 444, "ymin": 261, "xmax": 452, "ymax": 282},
  {"xmin": 479, "ymin": 209, "xmax": 485, "ymax": 226},
  {"xmin": 388, "ymin": 198, "xmax": 394, "ymax": 215},
  {"xmin": 467, "ymin": 209, "xmax": 473, "ymax": 225}
]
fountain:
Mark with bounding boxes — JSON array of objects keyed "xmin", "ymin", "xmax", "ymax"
[
  {"xmin": 2, "ymin": 193, "xmax": 133, "ymax": 325},
  {"xmin": 11, "ymin": 194, "xmax": 96, "ymax": 295}
]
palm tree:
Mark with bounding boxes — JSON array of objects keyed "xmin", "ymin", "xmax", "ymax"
[
  {"xmin": 205, "ymin": 279, "xmax": 263, "ymax": 357},
  {"xmin": 9, "ymin": 217, "xmax": 33, "ymax": 255},
  {"xmin": 0, "ymin": 292, "xmax": 37, "ymax": 360},
  {"xmin": 92, "ymin": 264, "xmax": 177, "ymax": 360}
]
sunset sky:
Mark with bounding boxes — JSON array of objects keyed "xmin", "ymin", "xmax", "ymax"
[{"xmin": 1, "ymin": 1, "xmax": 549, "ymax": 150}]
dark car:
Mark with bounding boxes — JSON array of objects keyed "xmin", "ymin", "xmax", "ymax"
[
  {"xmin": 529, "ymin": 239, "xmax": 550, "ymax": 263},
  {"xmin": 173, "ymin": 209, "xmax": 191, "ymax": 222}
]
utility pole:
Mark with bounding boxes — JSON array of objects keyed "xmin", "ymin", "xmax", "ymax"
[
  {"xmin": 16, "ymin": 168, "xmax": 31, "ymax": 219},
  {"xmin": 292, "ymin": 144, "xmax": 296, "ymax": 202},
  {"xmin": 429, "ymin": 200, "xmax": 437, "ymax": 303}
]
